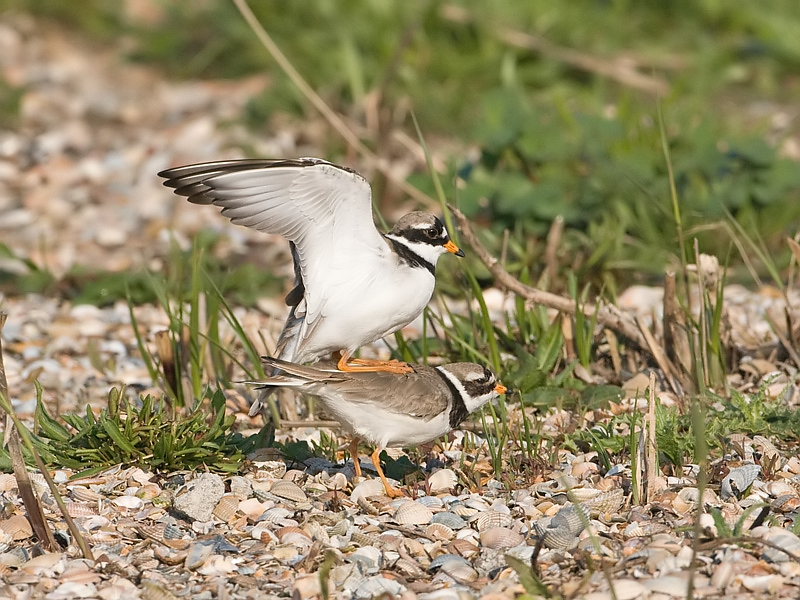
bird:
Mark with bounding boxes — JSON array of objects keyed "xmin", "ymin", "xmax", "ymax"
[
  {"xmin": 254, "ymin": 357, "xmax": 507, "ymax": 497},
  {"xmin": 158, "ymin": 158, "xmax": 465, "ymax": 416}
]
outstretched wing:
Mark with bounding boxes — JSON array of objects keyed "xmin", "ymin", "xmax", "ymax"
[{"xmin": 160, "ymin": 158, "xmax": 387, "ymax": 353}]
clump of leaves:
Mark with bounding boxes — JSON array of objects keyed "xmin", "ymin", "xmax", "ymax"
[{"xmin": 34, "ymin": 386, "xmax": 259, "ymax": 475}]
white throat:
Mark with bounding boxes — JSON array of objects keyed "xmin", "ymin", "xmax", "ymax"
[{"xmin": 385, "ymin": 234, "xmax": 449, "ymax": 267}]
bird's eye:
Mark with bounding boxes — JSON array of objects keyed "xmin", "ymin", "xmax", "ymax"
[{"xmin": 426, "ymin": 227, "xmax": 438, "ymax": 238}]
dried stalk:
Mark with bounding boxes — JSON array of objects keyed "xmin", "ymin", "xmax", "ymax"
[
  {"xmin": 0, "ymin": 313, "xmax": 58, "ymax": 551},
  {"xmin": 449, "ymin": 205, "xmax": 649, "ymax": 351}
]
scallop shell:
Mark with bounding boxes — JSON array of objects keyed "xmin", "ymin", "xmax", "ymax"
[
  {"xmin": 480, "ymin": 526, "xmax": 524, "ymax": 550},
  {"xmin": 428, "ymin": 469, "xmax": 458, "ymax": 494},
  {"xmin": 535, "ymin": 503, "xmax": 589, "ymax": 550},
  {"xmin": 447, "ymin": 538, "xmax": 480, "ymax": 558},
  {"xmin": 112, "ymin": 495, "xmax": 144, "ymax": 510},
  {"xmin": 394, "ymin": 501, "xmax": 433, "ymax": 525},
  {"xmin": 352, "ymin": 575, "xmax": 404, "ymax": 598},
  {"xmin": 350, "ymin": 479, "xmax": 388, "ymax": 503},
  {"xmin": 0, "ymin": 474, "xmax": 17, "ymax": 493},
  {"xmin": 474, "ymin": 510, "xmax": 513, "ymax": 532},
  {"xmin": 259, "ymin": 507, "xmax": 293, "ymax": 523},
  {"xmin": 583, "ymin": 488, "xmax": 625, "ymax": 515},
  {"xmin": 68, "ymin": 486, "xmax": 102, "ymax": 503},
  {"xmin": 771, "ymin": 494, "xmax": 800, "ymax": 513},
  {"xmin": 449, "ymin": 503, "xmax": 479, "ymax": 518},
  {"xmin": 64, "ymin": 502, "xmax": 98, "ymax": 517},
  {"xmin": 212, "ymin": 495, "xmax": 239, "ymax": 522},
  {"xmin": 269, "ymin": 480, "xmax": 307, "ymax": 503},
  {"xmin": 416, "ymin": 495, "xmax": 444, "ymax": 509},
  {"xmin": 238, "ymin": 498, "xmax": 269, "ymax": 520},
  {"xmin": 252, "ymin": 460, "xmax": 287, "ymax": 479},
  {"xmin": 229, "ymin": 476, "xmax": 252, "ymax": 500},
  {"xmin": 438, "ymin": 557, "xmax": 478, "ymax": 583},
  {"xmin": 431, "ymin": 511, "xmax": 467, "ymax": 530},
  {"xmin": 429, "ymin": 553, "xmax": 470, "ymax": 571},
  {"xmin": 0, "ymin": 515, "xmax": 33, "ymax": 540},
  {"xmin": 425, "ymin": 523, "xmax": 455, "ymax": 541},
  {"xmin": 721, "ymin": 464, "xmax": 761, "ymax": 500}
]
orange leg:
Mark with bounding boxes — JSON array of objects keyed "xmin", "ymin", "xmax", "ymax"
[
  {"xmin": 336, "ymin": 351, "xmax": 413, "ymax": 374},
  {"xmin": 371, "ymin": 448, "xmax": 406, "ymax": 498},
  {"xmin": 350, "ymin": 438, "xmax": 362, "ymax": 479}
]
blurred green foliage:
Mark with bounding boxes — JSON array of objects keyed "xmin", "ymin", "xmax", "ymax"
[{"xmin": 3, "ymin": 0, "xmax": 800, "ymax": 286}]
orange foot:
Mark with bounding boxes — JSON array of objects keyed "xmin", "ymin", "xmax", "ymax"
[
  {"xmin": 337, "ymin": 353, "xmax": 414, "ymax": 375},
  {"xmin": 372, "ymin": 448, "xmax": 407, "ymax": 498},
  {"xmin": 350, "ymin": 438, "xmax": 362, "ymax": 479}
]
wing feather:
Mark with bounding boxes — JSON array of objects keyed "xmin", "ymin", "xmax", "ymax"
[{"xmin": 160, "ymin": 158, "xmax": 387, "ymax": 355}]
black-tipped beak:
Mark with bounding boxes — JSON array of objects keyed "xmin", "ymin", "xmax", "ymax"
[{"xmin": 444, "ymin": 240, "xmax": 465, "ymax": 257}]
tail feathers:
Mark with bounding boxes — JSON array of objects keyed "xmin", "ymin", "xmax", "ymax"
[{"xmin": 249, "ymin": 304, "xmax": 305, "ymax": 417}]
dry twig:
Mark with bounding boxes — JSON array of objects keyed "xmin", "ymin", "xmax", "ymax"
[{"xmin": 449, "ymin": 205, "xmax": 649, "ymax": 350}]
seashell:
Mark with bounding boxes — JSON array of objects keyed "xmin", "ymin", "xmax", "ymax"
[
  {"xmin": 447, "ymin": 538, "xmax": 479, "ymax": 558},
  {"xmin": 153, "ymin": 545, "xmax": 187, "ymax": 566},
  {"xmin": 429, "ymin": 553, "xmax": 470, "ymax": 571},
  {"xmin": 431, "ymin": 511, "xmax": 467, "ymax": 530},
  {"xmin": 416, "ymin": 495, "xmax": 444, "ymax": 509},
  {"xmin": 535, "ymin": 503, "xmax": 589, "ymax": 550},
  {"xmin": 394, "ymin": 501, "xmax": 433, "ymax": 525},
  {"xmin": 351, "ymin": 530, "xmax": 382, "ymax": 547},
  {"xmin": 322, "ymin": 472, "xmax": 348, "ymax": 491},
  {"xmin": 350, "ymin": 479, "xmax": 387, "ymax": 503},
  {"xmin": 352, "ymin": 575, "xmax": 404, "ymax": 599},
  {"xmin": 473, "ymin": 510, "xmax": 513, "ymax": 532},
  {"xmin": 428, "ymin": 468, "xmax": 458, "ymax": 494},
  {"xmin": 269, "ymin": 480, "xmax": 307, "ymax": 503},
  {"xmin": 135, "ymin": 484, "xmax": 162, "ymax": 501},
  {"xmin": 162, "ymin": 523, "xmax": 186, "ymax": 541},
  {"xmin": 711, "ymin": 559, "xmax": 735, "ymax": 590},
  {"xmin": 739, "ymin": 574, "xmax": 785, "ymax": 594},
  {"xmin": 356, "ymin": 495, "xmax": 380, "ymax": 515},
  {"xmin": 239, "ymin": 498, "xmax": 269, "ymax": 520},
  {"xmin": 135, "ymin": 523, "xmax": 166, "ymax": 543},
  {"xmin": 449, "ymin": 503, "xmax": 479, "ymax": 518},
  {"xmin": 763, "ymin": 481, "xmax": 796, "ymax": 498},
  {"xmin": 0, "ymin": 474, "xmax": 17, "ymax": 493},
  {"xmin": 328, "ymin": 518, "xmax": 351, "ymax": 537},
  {"xmin": 771, "ymin": 494, "xmax": 800, "ymax": 513},
  {"xmin": 583, "ymin": 488, "xmax": 625, "ymax": 515},
  {"xmin": 229, "ymin": 476, "xmax": 252, "ymax": 500},
  {"xmin": 112, "ymin": 496, "xmax": 144, "ymax": 510},
  {"xmin": 64, "ymin": 502, "xmax": 98, "ymax": 517},
  {"xmin": 212, "ymin": 495, "xmax": 239, "ymax": 522},
  {"xmin": 425, "ymin": 523, "xmax": 455, "ymax": 541},
  {"xmin": 479, "ymin": 526, "xmax": 525, "ymax": 550},
  {"xmin": 438, "ymin": 557, "xmax": 478, "ymax": 583},
  {"xmin": 762, "ymin": 530, "xmax": 800, "ymax": 562},
  {"xmin": 721, "ymin": 464, "xmax": 761, "ymax": 500},
  {"xmin": 251, "ymin": 460, "xmax": 287, "ymax": 479},
  {"xmin": 141, "ymin": 580, "xmax": 180, "ymax": 600},
  {"xmin": 259, "ymin": 507, "xmax": 293, "ymax": 523},
  {"xmin": 394, "ymin": 556, "xmax": 425, "ymax": 578},
  {"xmin": 0, "ymin": 515, "xmax": 33, "ymax": 540},
  {"xmin": 184, "ymin": 541, "xmax": 213, "ymax": 570},
  {"xmin": 346, "ymin": 545, "xmax": 382, "ymax": 571},
  {"xmin": 68, "ymin": 486, "xmax": 102, "ymax": 503}
]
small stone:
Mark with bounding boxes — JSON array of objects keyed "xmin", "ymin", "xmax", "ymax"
[{"xmin": 173, "ymin": 473, "xmax": 225, "ymax": 522}]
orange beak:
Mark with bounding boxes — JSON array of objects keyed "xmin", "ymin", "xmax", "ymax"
[
  {"xmin": 444, "ymin": 240, "xmax": 465, "ymax": 257},
  {"xmin": 494, "ymin": 384, "xmax": 507, "ymax": 395}
]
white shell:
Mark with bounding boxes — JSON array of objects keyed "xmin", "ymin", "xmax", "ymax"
[{"xmin": 394, "ymin": 501, "xmax": 433, "ymax": 525}]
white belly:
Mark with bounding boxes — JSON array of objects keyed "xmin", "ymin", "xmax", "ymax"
[
  {"xmin": 320, "ymin": 394, "xmax": 452, "ymax": 449},
  {"xmin": 299, "ymin": 260, "xmax": 434, "ymax": 360}
]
